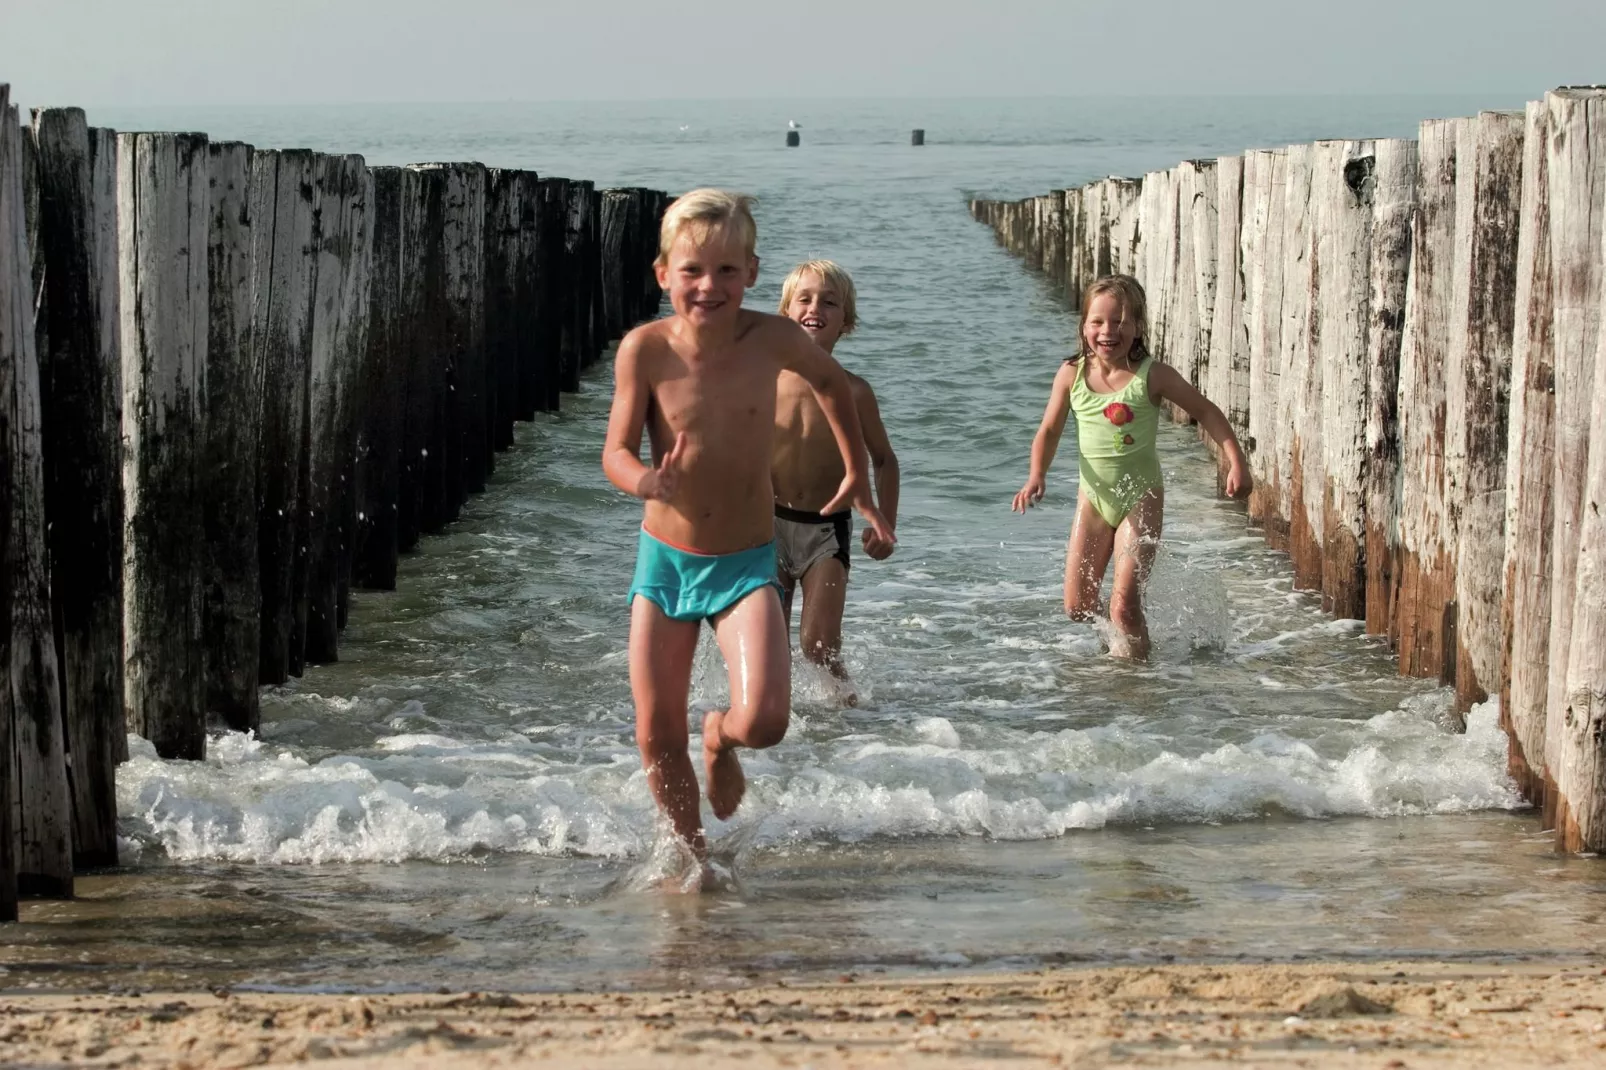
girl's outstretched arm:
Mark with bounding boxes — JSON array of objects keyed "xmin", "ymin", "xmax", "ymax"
[
  {"xmin": 1012, "ymin": 362, "xmax": 1077, "ymax": 513},
  {"xmin": 1148, "ymin": 362, "xmax": 1252, "ymax": 498}
]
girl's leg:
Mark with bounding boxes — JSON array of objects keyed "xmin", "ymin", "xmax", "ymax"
[
  {"xmin": 629, "ymin": 596, "xmax": 706, "ymax": 852},
  {"xmin": 1109, "ymin": 489, "xmax": 1165, "ymax": 661},
  {"xmin": 706, "ymin": 586, "xmax": 792, "ymax": 820},
  {"xmin": 1064, "ymin": 492, "xmax": 1116, "ymax": 621}
]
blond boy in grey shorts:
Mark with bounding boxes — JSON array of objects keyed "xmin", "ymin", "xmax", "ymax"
[{"xmin": 772, "ymin": 261, "xmax": 899, "ymax": 691}]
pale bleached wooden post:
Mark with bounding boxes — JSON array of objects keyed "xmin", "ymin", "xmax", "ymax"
[
  {"xmin": 1242, "ymin": 149, "xmax": 1287, "ymax": 538},
  {"xmin": 1500, "ymin": 100, "xmax": 1556, "ymax": 806},
  {"xmin": 251, "ymin": 149, "xmax": 317, "ymax": 687},
  {"xmin": 29, "ymin": 108, "xmax": 124, "ymax": 863},
  {"xmin": 1145, "ymin": 169, "xmax": 1179, "ymax": 364},
  {"xmin": 1041, "ymin": 192, "xmax": 1064, "ymax": 283},
  {"xmin": 3, "ymin": 87, "xmax": 73, "ymax": 900},
  {"xmin": 354, "ymin": 166, "xmax": 404, "ymax": 591},
  {"xmin": 118, "ymin": 130, "xmax": 209, "ymax": 759},
  {"xmin": 1392, "ymin": 119, "xmax": 1459, "ymax": 681},
  {"xmin": 1280, "ymin": 142, "xmax": 1317, "ymax": 576},
  {"xmin": 1312, "ymin": 140, "xmax": 1376, "ymax": 621},
  {"xmin": 1062, "ymin": 186, "xmax": 1084, "ymax": 304},
  {"xmin": 1445, "ymin": 111, "xmax": 1524, "ymax": 715},
  {"xmin": 1363, "ymin": 139, "xmax": 1418, "ymax": 638},
  {"xmin": 1109, "ymin": 178, "xmax": 1142, "ymax": 276},
  {"xmin": 1543, "ymin": 86, "xmax": 1606, "ymax": 845},
  {"xmin": 199, "ymin": 140, "xmax": 259, "ymax": 729},
  {"xmin": 1165, "ymin": 162, "xmax": 1201, "ymax": 413},
  {"xmin": 1206, "ymin": 155, "xmax": 1246, "ymax": 482}
]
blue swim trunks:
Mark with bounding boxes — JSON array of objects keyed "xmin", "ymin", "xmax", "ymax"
[{"xmin": 627, "ymin": 528, "xmax": 782, "ymax": 622}]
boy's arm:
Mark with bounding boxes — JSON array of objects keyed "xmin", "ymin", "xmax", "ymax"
[
  {"xmin": 773, "ymin": 320, "xmax": 895, "ymax": 546},
  {"xmin": 852, "ymin": 378, "xmax": 899, "ymax": 559},
  {"xmin": 601, "ymin": 333, "xmax": 685, "ymax": 501},
  {"xmin": 1013, "ymin": 362, "xmax": 1075, "ymax": 512},
  {"xmin": 1149, "ymin": 362, "xmax": 1251, "ymax": 498}
]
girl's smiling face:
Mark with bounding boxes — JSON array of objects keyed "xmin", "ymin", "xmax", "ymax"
[{"xmin": 1082, "ymin": 292, "xmax": 1139, "ymax": 363}]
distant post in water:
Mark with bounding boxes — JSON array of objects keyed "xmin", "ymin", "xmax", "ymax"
[
  {"xmin": 786, "ymin": 130, "xmax": 800, "ymax": 147},
  {"xmin": 911, "ymin": 129, "xmax": 925, "ymax": 146}
]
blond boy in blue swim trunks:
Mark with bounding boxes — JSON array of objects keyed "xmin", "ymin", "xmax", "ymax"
[
  {"xmin": 1012, "ymin": 274, "xmax": 1249, "ymax": 660},
  {"xmin": 602, "ymin": 190, "xmax": 893, "ymax": 863}
]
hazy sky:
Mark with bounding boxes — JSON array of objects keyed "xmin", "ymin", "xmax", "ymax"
[{"xmin": 4, "ymin": 0, "xmax": 1601, "ymax": 107}]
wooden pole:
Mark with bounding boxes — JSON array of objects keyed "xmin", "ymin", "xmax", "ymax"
[
  {"xmin": 911, "ymin": 129, "xmax": 925, "ymax": 146},
  {"xmin": 1062, "ymin": 187, "xmax": 1083, "ymax": 304},
  {"xmin": 1446, "ymin": 112, "xmax": 1524, "ymax": 714},
  {"xmin": 28, "ymin": 108, "xmax": 124, "ymax": 864},
  {"xmin": 118, "ymin": 130, "xmax": 209, "ymax": 759},
  {"xmin": 3, "ymin": 86, "xmax": 73, "ymax": 900},
  {"xmin": 1392, "ymin": 119, "xmax": 1459, "ymax": 682},
  {"xmin": 599, "ymin": 188, "xmax": 631, "ymax": 343},
  {"xmin": 1206, "ymin": 155, "xmax": 1246, "ymax": 485},
  {"xmin": 1362, "ymin": 139, "xmax": 1418, "ymax": 639},
  {"xmin": 560, "ymin": 180, "xmax": 588, "ymax": 393},
  {"xmin": 354, "ymin": 166, "xmax": 403, "ymax": 590},
  {"xmin": 251, "ymin": 149, "xmax": 317, "ymax": 687},
  {"xmin": 1279, "ymin": 143, "xmax": 1316, "ymax": 574},
  {"xmin": 1311, "ymin": 139, "xmax": 1375, "ymax": 621},
  {"xmin": 1500, "ymin": 100, "xmax": 1556, "ymax": 806},
  {"xmin": 398, "ymin": 164, "xmax": 444, "ymax": 546},
  {"xmin": 1543, "ymin": 86, "xmax": 1606, "ymax": 845},
  {"xmin": 199, "ymin": 140, "xmax": 259, "ymax": 730},
  {"xmin": 304, "ymin": 154, "xmax": 372, "ymax": 664},
  {"xmin": 537, "ymin": 177, "xmax": 569, "ymax": 412},
  {"xmin": 1242, "ymin": 149, "xmax": 1287, "ymax": 541},
  {"xmin": 511, "ymin": 172, "xmax": 544, "ymax": 420},
  {"xmin": 485, "ymin": 169, "xmax": 526, "ymax": 450}
]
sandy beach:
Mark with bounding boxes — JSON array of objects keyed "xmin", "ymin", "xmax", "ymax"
[{"xmin": 3, "ymin": 959, "xmax": 1603, "ymax": 1068}]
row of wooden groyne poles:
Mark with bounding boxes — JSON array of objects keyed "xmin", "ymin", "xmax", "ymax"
[
  {"xmin": 0, "ymin": 83, "xmax": 668, "ymax": 920},
  {"xmin": 971, "ymin": 85, "xmax": 1606, "ymax": 854}
]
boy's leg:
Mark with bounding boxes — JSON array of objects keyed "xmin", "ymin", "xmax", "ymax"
[
  {"xmin": 797, "ymin": 558, "xmax": 849, "ymax": 677},
  {"xmin": 1109, "ymin": 489, "xmax": 1164, "ymax": 661},
  {"xmin": 1065, "ymin": 493, "xmax": 1116, "ymax": 621},
  {"xmin": 705, "ymin": 586, "xmax": 791, "ymax": 819},
  {"xmin": 629, "ymin": 595, "xmax": 705, "ymax": 851}
]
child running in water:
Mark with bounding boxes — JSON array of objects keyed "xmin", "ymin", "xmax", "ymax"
[
  {"xmin": 772, "ymin": 261, "xmax": 899, "ymax": 696},
  {"xmin": 1011, "ymin": 274, "xmax": 1249, "ymax": 660},
  {"xmin": 602, "ymin": 190, "xmax": 893, "ymax": 864}
]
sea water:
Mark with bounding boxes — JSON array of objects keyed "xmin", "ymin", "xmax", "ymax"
[{"xmin": 6, "ymin": 93, "xmax": 1605, "ymax": 994}]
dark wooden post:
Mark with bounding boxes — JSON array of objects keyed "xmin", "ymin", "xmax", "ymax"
[
  {"xmin": 29, "ymin": 108, "xmax": 125, "ymax": 864},
  {"xmin": 251, "ymin": 149, "xmax": 317, "ymax": 687},
  {"xmin": 600, "ymin": 189, "xmax": 631, "ymax": 343},
  {"xmin": 355, "ymin": 166, "xmax": 404, "ymax": 590},
  {"xmin": 584, "ymin": 183, "xmax": 603, "ymax": 369},
  {"xmin": 305, "ymin": 155, "xmax": 372, "ymax": 663},
  {"xmin": 398, "ymin": 164, "xmax": 445, "ymax": 546},
  {"xmin": 199, "ymin": 140, "xmax": 260, "ymax": 730},
  {"xmin": 118, "ymin": 130, "xmax": 209, "ymax": 759},
  {"xmin": 451, "ymin": 163, "xmax": 487, "ymax": 501},
  {"xmin": 3, "ymin": 86, "xmax": 73, "ymax": 901},
  {"xmin": 911, "ymin": 129, "xmax": 925, "ymax": 146},
  {"xmin": 560, "ymin": 180, "xmax": 590, "ymax": 392},
  {"xmin": 485, "ymin": 168, "xmax": 527, "ymax": 451},
  {"xmin": 511, "ymin": 171, "xmax": 543, "ymax": 419}
]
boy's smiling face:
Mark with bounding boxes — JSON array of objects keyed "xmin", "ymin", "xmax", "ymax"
[
  {"xmin": 657, "ymin": 224, "xmax": 758, "ymax": 328},
  {"xmin": 783, "ymin": 270, "xmax": 846, "ymax": 352}
]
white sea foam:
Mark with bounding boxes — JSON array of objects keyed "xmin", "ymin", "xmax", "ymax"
[{"xmin": 116, "ymin": 697, "xmax": 1522, "ymax": 865}]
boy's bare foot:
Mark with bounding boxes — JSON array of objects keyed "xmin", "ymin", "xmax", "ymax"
[{"xmin": 702, "ymin": 710, "xmax": 747, "ymax": 820}]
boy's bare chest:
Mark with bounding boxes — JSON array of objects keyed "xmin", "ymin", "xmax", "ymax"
[{"xmin": 653, "ymin": 358, "xmax": 777, "ymax": 435}]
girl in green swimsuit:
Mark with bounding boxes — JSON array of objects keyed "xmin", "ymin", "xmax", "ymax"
[{"xmin": 1011, "ymin": 275, "xmax": 1250, "ymax": 660}]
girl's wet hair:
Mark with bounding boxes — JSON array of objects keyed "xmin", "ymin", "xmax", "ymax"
[
  {"xmin": 1073, "ymin": 274, "xmax": 1151, "ymax": 362},
  {"xmin": 778, "ymin": 259, "xmax": 858, "ymax": 335},
  {"xmin": 656, "ymin": 188, "xmax": 758, "ymax": 266}
]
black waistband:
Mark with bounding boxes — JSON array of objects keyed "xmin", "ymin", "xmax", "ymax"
[{"xmin": 774, "ymin": 504, "xmax": 851, "ymax": 525}]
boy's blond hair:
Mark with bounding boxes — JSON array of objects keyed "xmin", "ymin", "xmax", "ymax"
[
  {"xmin": 656, "ymin": 188, "xmax": 757, "ymax": 265},
  {"xmin": 778, "ymin": 259, "xmax": 858, "ymax": 335}
]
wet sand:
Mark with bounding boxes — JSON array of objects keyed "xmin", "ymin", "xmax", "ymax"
[{"xmin": 3, "ymin": 959, "xmax": 1603, "ymax": 1068}]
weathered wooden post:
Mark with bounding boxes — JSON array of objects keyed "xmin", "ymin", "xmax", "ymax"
[
  {"xmin": 354, "ymin": 166, "xmax": 404, "ymax": 590},
  {"xmin": 1392, "ymin": 119, "xmax": 1459, "ymax": 681},
  {"xmin": 1311, "ymin": 140, "xmax": 1376, "ymax": 621},
  {"xmin": 397, "ymin": 164, "xmax": 445, "ymax": 547},
  {"xmin": 199, "ymin": 140, "xmax": 259, "ymax": 730},
  {"xmin": 1279, "ymin": 143, "xmax": 1317, "ymax": 577},
  {"xmin": 537, "ymin": 177, "xmax": 569, "ymax": 412},
  {"xmin": 1543, "ymin": 86, "xmax": 1606, "ymax": 847},
  {"xmin": 444, "ymin": 163, "xmax": 487, "ymax": 502},
  {"xmin": 560, "ymin": 180, "xmax": 591, "ymax": 393},
  {"xmin": 1040, "ymin": 192, "xmax": 1064, "ymax": 284},
  {"xmin": 1061, "ymin": 187, "xmax": 1082, "ymax": 303},
  {"xmin": 28, "ymin": 108, "xmax": 124, "ymax": 863},
  {"xmin": 1173, "ymin": 159, "xmax": 1217, "ymax": 407},
  {"xmin": 1363, "ymin": 139, "xmax": 1418, "ymax": 638},
  {"xmin": 251, "ymin": 149, "xmax": 317, "ymax": 687},
  {"xmin": 1446, "ymin": 112, "xmax": 1524, "ymax": 714},
  {"xmin": 599, "ymin": 188, "xmax": 632, "ymax": 344},
  {"xmin": 911, "ymin": 129, "xmax": 925, "ymax": 146},
  {"xmin": 1205, "ymin": 155, "xmax": 1247, "ymax": 481},
  {"xmin": 304, "ymin": 154, "xmax": 372, "ymax": 664},
  {"xmin": 1242, "ymin": 149, "xmax": 1287, "ymax": 540},
  {"xmin": 1109, "ymin": 178, "xmax": 1142, "ymax": 276},
  {"xmin": 1500, "ymin": 100, "xmax": 1556, "ymax": 805},
  {"xmin": 485, "ymin": 168, "xmax": 527, "ymax": 451},
  {"xmin": 786, "ymin": 130, "xmax": 800, "ymax": 148},
  {"xmin": 3, "ymin": 86, "xmax": 73, "ymax": 900},
  {"xmin": 119, "ymin": 130, "xmax": 209, "ymax": 758},
  {"xmin": 511, "ymin": 173, "xmax": 545, "ymax": 420}
]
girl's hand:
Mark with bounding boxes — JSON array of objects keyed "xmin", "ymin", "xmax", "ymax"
[
  {"xmin": 1224, "ymin": 456, "xmax": 1251, "ymax": 499},
  {"xmin": 1012, "ymin": 475, "xmax": 1046, "ymax": 513},
  {"xmin": 637, "ymin": 432, "xmax": 688, "ymax": 501}
]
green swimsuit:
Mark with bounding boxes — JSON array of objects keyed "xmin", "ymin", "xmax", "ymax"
[{"xmin": 1069, "ymin": 355, "xmax": 1163, "ymax": 529}]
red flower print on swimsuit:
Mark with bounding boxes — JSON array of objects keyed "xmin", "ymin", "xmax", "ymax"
[{"xmin": 1104, "ymin": 402, "xmax": 1134, "ymax": 426}]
